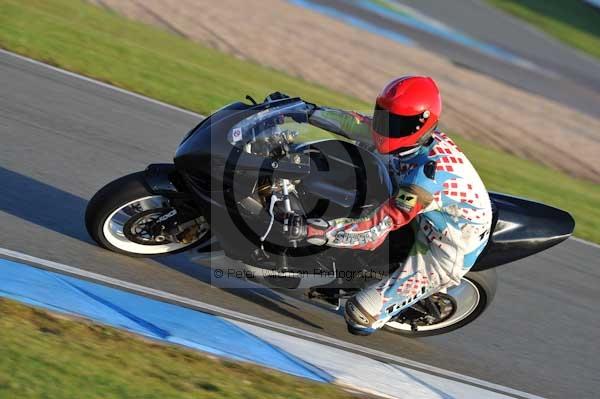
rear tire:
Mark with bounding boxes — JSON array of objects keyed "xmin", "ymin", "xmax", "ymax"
[
  {"xmin": 383, "ymin": 269, "xmax": 497, "ymax": 337},
  {"xmin": 85, "ymin": 172, "xmax": 210, "ymax": 257}
]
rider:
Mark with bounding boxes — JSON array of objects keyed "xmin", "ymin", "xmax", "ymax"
[{"xmin": 290, "ymin": 76, "xmax": 493, "ymax": 335}]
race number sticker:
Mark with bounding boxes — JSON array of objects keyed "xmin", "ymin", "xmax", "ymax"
[{"xmin": 232, "ymin": 127, "xmax": 243, "ymax": 143}]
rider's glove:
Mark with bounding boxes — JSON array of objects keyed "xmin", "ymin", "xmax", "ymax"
[
  {"xmin": 283, "ymin": 215, "xmax": 331, "ymax": 246},
  {"xmin": 306, "ymin": 218, "xmax": 330, "ymax": 246},
  {"xmin": 284, "ymin": 213, "xmax": 307, "ymax": 241}
]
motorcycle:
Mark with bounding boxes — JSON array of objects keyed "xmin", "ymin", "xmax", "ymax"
[{"xmin": 85, "ymin": 95, "xmax": 575, "ymax": 337}]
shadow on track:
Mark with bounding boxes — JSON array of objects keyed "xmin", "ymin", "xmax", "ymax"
[
  {"xmin": 0, "ymin": 166, "xmax": 92, "ymax": 243},
  {"xmin": 0, "ymin": 166, "xmax": 323, "ymax": 330}
]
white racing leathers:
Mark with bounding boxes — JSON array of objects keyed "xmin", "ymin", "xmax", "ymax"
[{"xmin": 333, "ymin": 131, "xmax": 493, "ymax": 333}]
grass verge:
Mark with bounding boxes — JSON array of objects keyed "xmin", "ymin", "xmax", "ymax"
[
  {"xmin": 0, "ymin": 0, "xmax": 598, "ymax": 243},
  {"xmin": 487, "ymin": 0, "xmax": 600, "ymax": 60},
  {"xmin": 0, "ymin": 298, "xmax": 358, "ymax": 399}
]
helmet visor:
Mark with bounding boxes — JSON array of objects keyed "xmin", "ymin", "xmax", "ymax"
[{"xmin": 373, "ymin": 104, "xmax": 427, "ymax": 138}]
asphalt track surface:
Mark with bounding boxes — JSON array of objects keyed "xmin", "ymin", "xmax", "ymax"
[
  {"xmin": 400, "ymin": 0, "xmax": 600, "ymax": 89},
  {"xmin": 1, "ymin": 51, "xmax": 599, "ymax": 398},
  {"xmin": 316, "ymin": 0, "xmax": 600, "ymax": 119}
]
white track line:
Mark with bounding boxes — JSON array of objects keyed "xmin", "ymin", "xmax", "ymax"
[
  {"xmin": 2, "ymin": 49, "xmax": 598, "ymax": 252},
  {"xmin": 570, "ymin": 236, "xmax": 600, "ymax": 250},
  {"xmin": 0, "ymin": 246, "xmax": 543, "ymax": 399}
]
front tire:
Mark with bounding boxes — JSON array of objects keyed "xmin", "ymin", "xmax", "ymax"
[
  {"xmin": 383, "ymin": 269, "xmax": 497, "ymax": 337},
  {"xmin": 85, "ymin": 172, "xmax": 210, "ymax": 257}
]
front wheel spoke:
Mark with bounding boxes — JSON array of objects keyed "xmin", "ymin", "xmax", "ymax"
[{"xmin": 113, "ymin": 198, "xmax": 206, "ymax": 248}]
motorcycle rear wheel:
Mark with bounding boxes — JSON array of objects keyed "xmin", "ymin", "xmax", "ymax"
[
  {"xmin": 383, "ymin": 269, "xmax": 497, "ymax": 337},
  {"xmin": 85, "ymin": 172, "xmax": 210, "ymax": 257}
]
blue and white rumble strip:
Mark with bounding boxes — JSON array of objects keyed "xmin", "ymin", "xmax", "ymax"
[
  {"xmin": 0, "ymin": 257, "xmax": 330, "ymax": 382},
  {"xmin": 0, "ymin": 249, "xmax": 544, "ymax": 399}
]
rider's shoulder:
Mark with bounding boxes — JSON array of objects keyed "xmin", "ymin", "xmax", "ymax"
[
  {"xmin": 426, "ymin": 130, "xmax": 465, "ymax": 160},
  {"xmin": 413, "ymin": 131, "xmax": 466, "ymax": 180},
  {"xmin": 431, "ymin": 130, "xmax": 460, "ymax": 151}
]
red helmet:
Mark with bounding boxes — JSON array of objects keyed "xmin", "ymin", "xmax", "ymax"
[{"xmin": 372, "ymin": 76, "xmax": 442, "ymax": 154}]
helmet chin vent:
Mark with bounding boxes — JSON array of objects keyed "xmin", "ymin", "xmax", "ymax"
[{"xmin": 392, "ymin": 131, "xmax": 434, "ymax": 157}]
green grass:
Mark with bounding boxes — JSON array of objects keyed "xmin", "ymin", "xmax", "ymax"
[
  {"xmin": 0, "ymin": 298, "xmax": 359, "ymax": 399},
  {"xmin": 0, "ymin": 0, "xmax": 364, "ymax": 114},
  {"xmin": 487, "ymin": 0, "xmax": 600, "ymax": 60},
  {"xmin": 0, "ymin": 0, "xmax": 598, "ymax": 243}
]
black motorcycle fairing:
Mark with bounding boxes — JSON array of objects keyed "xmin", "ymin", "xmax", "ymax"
[
  {"xmin": 179, "ymin": 101, "xmax": 251, "ymax": 146},
  {"xmin": 143, "ymin": 163, "xmax": 185, "ymax": 195},
  {"xmin": 175, "ymin": 98, "xmax": 322, "ymax": 262},
  {"xmin": 472, "ymin": 192, "xmax": 575, "ymax": 270},
  {"xmin": 175, "ymin": 98, "xmax": 312, "ymax": 200}
]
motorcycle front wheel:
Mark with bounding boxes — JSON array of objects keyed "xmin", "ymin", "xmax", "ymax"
[
  {"xmin": 85, "ymin": 172, "xmax": 210, "ymax": 257},
  {"xmin": 383, "ymin": 269, "xmax": 497, "ymax": 337}
]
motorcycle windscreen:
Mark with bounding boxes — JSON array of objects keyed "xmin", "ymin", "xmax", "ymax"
[{"xmin": 225, "ymin": 101, "xmax": 363, "ymax": 185}]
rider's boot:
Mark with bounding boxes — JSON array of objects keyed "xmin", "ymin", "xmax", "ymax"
[{"xmin": 344, "ymin": 289, "xmax": 390, "ymax": 336}]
